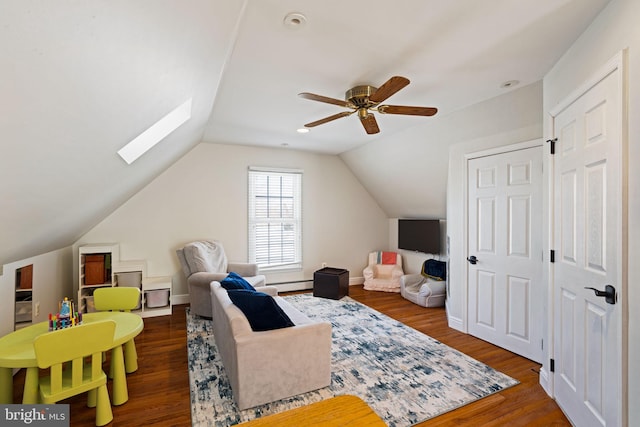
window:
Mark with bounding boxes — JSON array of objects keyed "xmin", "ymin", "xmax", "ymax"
[{"xmin": 248, "ymin": 167, "xmax": 302, "ymax": 271}]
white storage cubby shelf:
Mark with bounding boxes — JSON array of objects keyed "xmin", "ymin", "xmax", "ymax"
[
  {"xmin": 15, "ymin": 264, "xmax": 34, "ymax": 330},
  {"xmin": 78, "ymin": 244, "xmax": 172, "ymax": 318}
]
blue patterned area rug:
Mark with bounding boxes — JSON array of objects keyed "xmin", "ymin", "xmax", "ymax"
[{"xmin": 188, "ymin": 294, "xmax": 518, "ymax": 426}]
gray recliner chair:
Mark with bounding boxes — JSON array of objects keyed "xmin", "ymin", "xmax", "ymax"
[{"xmin": 176, "ymin": 240, "xmax": 267, "ymax": 318}]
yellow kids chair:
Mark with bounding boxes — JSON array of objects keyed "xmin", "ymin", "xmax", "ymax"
[
  {"xmin": 93, "ymin": 287, "xmax": 141, "ymax": 375},
  {"xmin": 34, "ymin": 320, "xmax": 116, "ymax": 426}
]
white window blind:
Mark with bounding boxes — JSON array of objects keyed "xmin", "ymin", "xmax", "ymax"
[{"xmin": 248, "ymin": 167, "xmax": 302, "ymax": 271}]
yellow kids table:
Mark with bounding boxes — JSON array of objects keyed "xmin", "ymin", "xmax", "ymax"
[{"xmin": 0, "ymin": 311, "xmax": 143, "ymax": 405}]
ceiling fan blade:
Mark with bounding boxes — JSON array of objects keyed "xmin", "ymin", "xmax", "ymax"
[
  {"xmin": 359, "ymin": 112, "xmax": 380, "ymax": 134},
  {"xmin": 377, "ymin": 105, "xmax": 438, "ymax": 116},
  {"xmin": 368, "ymin": 76, "xmax": 410, "ymax": 103},
  {"xmin": 304, "ymin": 111, "xmax": 354, "ymax": 128},
  {"xmin": 298, "ymin": 92, "xmax": 353, "ymax": 108}
]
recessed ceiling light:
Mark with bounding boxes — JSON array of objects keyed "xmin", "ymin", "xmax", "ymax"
[
  {"xmin": 500, "ymin": 80, "xmax": 520, "ymax": 89},
  {"xmin": 297, "ymin": 128, "xmax": 309, "ymax": 133},
  {"xmin": 284, "ymin": 12, "xmax": 306, "ymax": 29}
]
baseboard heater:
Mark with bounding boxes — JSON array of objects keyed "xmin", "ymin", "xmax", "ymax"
[{"xmin": 266, "ymin": 279, "xmax": 314, "ymax": 293}]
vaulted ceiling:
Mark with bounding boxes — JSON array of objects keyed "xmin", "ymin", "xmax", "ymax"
[{"xmin": 1, "ymin": 0, "xmax": 610, "ymax": 266}]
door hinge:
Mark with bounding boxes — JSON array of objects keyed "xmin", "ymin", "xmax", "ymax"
[
  {"xmin": 550, "ymin": 250, "xmax": 555, "ymax": 263},
  {"xmin": 546, "ymin": 138, "xmax": 557, "ymax": 155},
  {"xmin": 550, "ymin": 358, "xmax": 555, "ymax": 372}
]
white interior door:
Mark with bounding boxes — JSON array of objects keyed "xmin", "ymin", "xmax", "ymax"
[
  {"xmin": 467, "ymin": 146, "xmax": 543, "ymax": 363},
  {"xmin": 551, "ymin": 61, "xmax": 623, "ymax": 427}
]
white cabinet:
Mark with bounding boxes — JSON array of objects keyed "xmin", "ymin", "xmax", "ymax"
[
  {"xmin": 15, "ymin": 264, "xmax": 33, "ymax": 330},
  {"xmin": 141, "ymin": 277, "xmax": 172, "ymax": 318},
  {"xmin": 77, "ymin": 244, "xmax": 171, "ymax": 318},
  {"xmin": 113, "ymin": 260, "xmax": 145, "ymax": 312},
  {"xmin": 78, "ymin": 244, "xmax": 118, "ymax": 314}
]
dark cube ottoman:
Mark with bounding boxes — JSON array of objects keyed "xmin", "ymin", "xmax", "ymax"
[{"xmin": 313, "ymin": 267, "xmax": 349, "ymax": 300}]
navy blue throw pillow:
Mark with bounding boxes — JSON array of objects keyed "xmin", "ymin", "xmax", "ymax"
[
  {"xmin": 421, "ymin": 259, "xmax": 447, "ymax": 281},
  {"xmin": 227, "ymin": 290, "xmax": 294, "ymax": 331},
  {"xmin": 220, "ymin": 272, "xmax": 256, "ymax": 291}
]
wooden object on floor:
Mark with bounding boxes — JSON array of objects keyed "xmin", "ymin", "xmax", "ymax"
[{"xmin": 236, "ymin": 395, "xmax": 385, "ymax": 426}]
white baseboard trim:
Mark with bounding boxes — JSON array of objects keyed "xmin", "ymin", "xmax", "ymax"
[
  {"xmin": 273, "ymin": 281, "xmax": 314, "ymax": 292},
  {"xmin": 539, "ymin": 366, "xmax": 552, "ymax": 397},
  {"xmin": 446, "ymin": 313, "xmax": 465, "ymax": 332},
  {"xmin": 176, "ymin": 277, "xmax": 366, "ymax": 301},
  {"xmin": 172, "ymin": 293, "xmax": 190, "ymax": 305},
  {"xmin": 266, "ymin": 276, "xmax": 365, "ymax": 293},
  {"xmin": 350, "ymin": 276, "xmax": 364, "ymax": 285}
]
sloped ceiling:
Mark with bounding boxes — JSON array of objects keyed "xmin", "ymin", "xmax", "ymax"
[
  {"xmin": 0, "ymin": 0, "xmax": 245, "ymax": 265},
  {"xmin": 1, "ymin": 0, "xmax": 610, "ymax": 266}
]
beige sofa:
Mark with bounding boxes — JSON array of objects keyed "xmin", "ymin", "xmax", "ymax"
[{"xmin": 209, "ymin": 281, "xmax": 332, "ymax": 410}]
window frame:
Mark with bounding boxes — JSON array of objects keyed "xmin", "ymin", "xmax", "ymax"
[{"xmin": 247, "ymin": 166, "xmax": 303, "ymax": 272}]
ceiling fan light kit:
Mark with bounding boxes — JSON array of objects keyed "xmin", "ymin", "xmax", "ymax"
[{"xmin": 298, "ymin": 76, "xmax": 437, "ymax": 135}]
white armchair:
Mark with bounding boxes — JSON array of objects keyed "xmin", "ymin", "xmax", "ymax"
[
  {"xmin": 176, "ymin": 240, "xmax": 267, "ymax": 318},
  {"xmin": 400, "ymin": 274, "xmax": 446, "ymax": 307},
  {"xmin": 363, "ymin": 251, "xmax": 404, "ymax": 292}
]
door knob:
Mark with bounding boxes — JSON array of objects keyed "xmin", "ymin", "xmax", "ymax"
[
  {"xmin": 584, "ymin": 284, "xmax": 616, "ymax": 305},
  {"xmin": 467, "ymin": 256, "xmax": 478, "ymax": 265}
]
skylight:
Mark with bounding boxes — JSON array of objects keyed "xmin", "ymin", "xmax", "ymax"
[{"xmin": 118, "ymin": 98, "xmax": 192, "ymax": 164}]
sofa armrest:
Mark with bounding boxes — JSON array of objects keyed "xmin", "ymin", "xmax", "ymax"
[
  {"xmin": 188, "ymin": 272, "xmax": 229, "ymax": 318},
  {"xmin": 228, "ymin": 262, "xmax": 259, "ymax": 277},
  {"xmin": 188, "ymin": 271, "xmax": 228, "ymax": 287},
  {"xmin": 400, "ymin": 273, "xmax": 425, "ymax": 289},
  {"xmin": 391, "ymin": 265, "xmax": 405, "ymax": 280},
  {"xmin": 258, "ymin": 286, "xmax": 279, "ymax": 296},
  {"xmin": 363, "ymin": 265, "xmax": 374, "ymax": 281},
  {"xmin": 419, "ymin": 280, "xmax": 447, "ymax": 297}
]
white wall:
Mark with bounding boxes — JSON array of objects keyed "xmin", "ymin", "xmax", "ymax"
[
  {"xmin": 543, "ymin": 0, "xmax": 640, "ymax": 422},
  {"xmin": 77, "ymin": 142, "xmax": 390, "ymax": 298},
  {"xmin": 0, "ymin": 247, "xmax": 73, "ymax": 337},
  {"xmin": 444, "ymin": 83, "xmax": 543, "ymax": 331},
  {"xmin": 341, "ymin": 82, "xmax": 543, "ymax": 221}
]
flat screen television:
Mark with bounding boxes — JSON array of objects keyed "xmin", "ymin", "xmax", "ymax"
[{"xmin": 398, "ymin": 219, "xmax": 440, "ymax": 254}]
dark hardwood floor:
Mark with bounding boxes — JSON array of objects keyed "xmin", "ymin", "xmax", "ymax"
[
  {"xmin": 346, "ymin": 286, "xmax": 570, "ymax": 427},
  {"xmin": 12, "ymin": 285, "xmax": 570, "ymax": 426}
]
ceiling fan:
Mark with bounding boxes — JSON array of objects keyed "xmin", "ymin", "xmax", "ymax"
[{"xmin": 298, "ymin": 76, "xmax": 437, "ymax": 135}]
